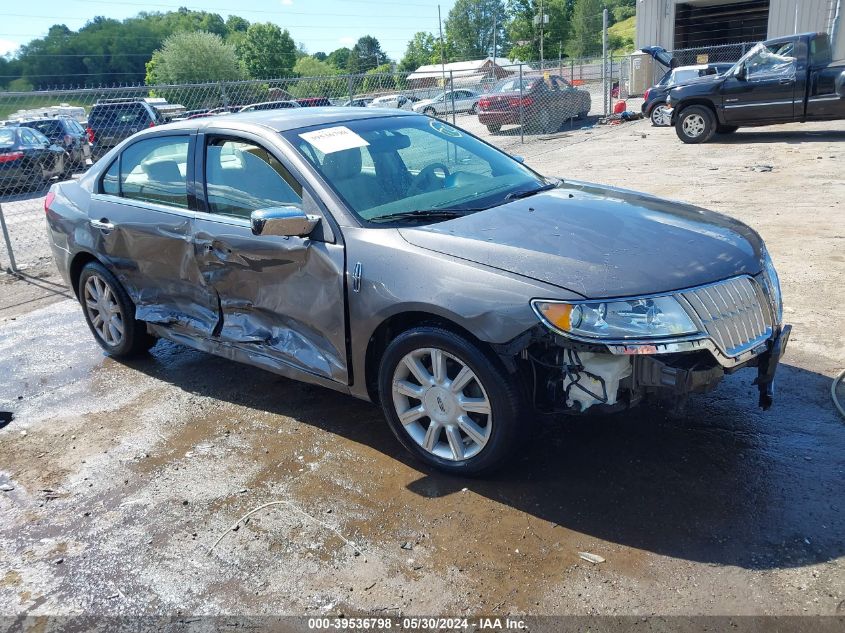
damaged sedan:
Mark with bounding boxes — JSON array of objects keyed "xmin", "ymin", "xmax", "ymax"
[{"xmin": 45, "ymin": 108, "xmax": 790, "ymax": 474}]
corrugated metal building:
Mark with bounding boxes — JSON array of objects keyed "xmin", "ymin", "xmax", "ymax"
[{"xmin": 635, "ymin": 0, "xmax": 844, "ymax": 57}]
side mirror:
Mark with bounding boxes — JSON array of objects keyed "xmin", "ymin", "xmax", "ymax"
[
  {"xmin": 251, "ymin": 206, "xmax": 320, "ymax": 237},
  {"xmin": 512, "ymin": 155, "xmax": 525, "ymax": 164},
  {"xmin": 735, "ymin": 64, "xmax": 747, "ymax": 81}
]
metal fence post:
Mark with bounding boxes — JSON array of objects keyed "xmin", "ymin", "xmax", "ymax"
[
  {"xmin": 519, "ymin": 64, "xmax": 524, "ymax": 144},
  {"xmin": 602, "ymin": 8, "xmax": 609, "ymax": 119},
  {"xmin": 0, "ymin": 203, "xmax": 17, "ymax": 273},
  {"xmin": 450, "ymin": 70, "xmax": 456, "ymax": 126},
  {"xmin": 347, "ymin": 74, "xmax": 355, "ymax": 104}
]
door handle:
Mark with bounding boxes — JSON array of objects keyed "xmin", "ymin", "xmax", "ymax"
[{"xmin": 90, "ymin": 218, "xmax": 114, "ymax": 231}]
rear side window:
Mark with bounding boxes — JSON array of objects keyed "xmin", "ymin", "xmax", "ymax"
[
  {"xmin": 25, "ymin": 121, "xmax": 63, "ymax": 137},
  {"xmin": 118, "ymin": 136, "xmax": 190, "ymax": 208}
]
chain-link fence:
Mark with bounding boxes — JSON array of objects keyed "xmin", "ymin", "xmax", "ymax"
[{"xmin": 0, "ymin": 41, "xmax": 750, "ymax": 274}]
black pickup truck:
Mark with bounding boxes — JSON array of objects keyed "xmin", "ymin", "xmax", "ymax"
[{"xmin": 667, "ymin": 32, "xmax": 845, "ymax": 143}]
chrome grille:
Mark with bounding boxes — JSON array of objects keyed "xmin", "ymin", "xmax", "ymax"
[{"xmin": 680, "ymin": 276, "xmax": 772, "ymax": 357}]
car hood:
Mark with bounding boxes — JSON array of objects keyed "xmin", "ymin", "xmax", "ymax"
[{"xmin": 398, "ymin": 181, "xmax": 764, "ymax": 299}]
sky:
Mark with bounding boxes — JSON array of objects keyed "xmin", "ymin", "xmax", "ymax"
[{"xmin": 0, "ymin": 0, "xmax": 458, "ymax": 61}]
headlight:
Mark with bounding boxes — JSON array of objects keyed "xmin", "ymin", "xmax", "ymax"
[
  {"xmin": 761, "ymin": 247, "xmax": 783, "ymax": 324},
  {"xmin": 532, "ymin": 296, "xmax": 699, "ymax": 339}
]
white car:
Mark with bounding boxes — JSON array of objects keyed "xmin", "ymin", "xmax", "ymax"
[
  {"xmin": 366, "ymin": 95, "xmax": 416, "ymax": 110},
  {"xmin": 412, "ymin": 90, "xmax": 480, "ymax": 117}
]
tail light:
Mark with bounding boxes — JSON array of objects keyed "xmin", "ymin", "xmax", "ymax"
[
  {"xmin": 0, "ymin": 151, "xmax": 24, "ymax": 163},
  {"xmin": 507, "ymin": 96, "xmax": 533, "ymax": 107},
  {"xmin": 149, "ymin": 121, "xmax": 156, "ymax": 128},
  {"xmin": 86, "ymin": 127, "xmax": 95, "ymax": 143},
  {"xmin": 63, "ymin": 134, "xmax": 73, "ymax": 146},
  {"xmin": 643, "ymin": 89, "xmax": 650, "ymax": 101},
  {"xmin": 478, "ymin": 97, "xmax": 491, "ymax": 110},
  {"xmin": 44, "ymin": 191, "xmax": 55, "ymax": 214}
]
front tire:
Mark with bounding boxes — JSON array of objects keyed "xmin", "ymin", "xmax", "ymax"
[
  {"xmin": 377, "ymin": 327, "xmax": 523, "ymax": 475},
  {"xmin": 78, "ymin": 261, "xmax": 155, "ymax": 357},
  {"xmin": 485, "ymin": 123, "xmax": 501, "ymax": 134},
  {"xmin": 423, "ymin": 106, "xmax": 437, "ymax": 117},
  {"xmin": 469, "ymin": 102, "xmax": 478, "ymax": 115},
  {"xmin": 675, "ymin": 105, "xmax": 716, "ymax": 144}
]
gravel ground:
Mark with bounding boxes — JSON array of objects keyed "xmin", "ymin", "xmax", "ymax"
[{"xmin": 0, "ymin": 116, "xmax": 844, "ymax": 621}]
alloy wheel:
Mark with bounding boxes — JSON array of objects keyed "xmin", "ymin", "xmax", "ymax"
[
  {"xmin": 682, "ymin": 113, "xmax": 706, "ymax": 138},
  {"xmin": 83, "ymin": 274, "xmax": 125, "ymax": 346},
  {"xmin": 391, "ymin": 347, "xmax": 492, "ymax": 461},
  {"xmin": 651, "ymin": 105, "xmax": 671, "ymax": 126}
]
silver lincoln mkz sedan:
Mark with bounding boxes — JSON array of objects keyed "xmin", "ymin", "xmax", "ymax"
[{"xmin": 46, "ymin": 108, "xmax": 789, "ymax": 474}]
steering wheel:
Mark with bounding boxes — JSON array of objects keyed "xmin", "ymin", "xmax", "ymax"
[{"xmin": 408, "ymin": 162, "xmax": 450, "ymax": 196}]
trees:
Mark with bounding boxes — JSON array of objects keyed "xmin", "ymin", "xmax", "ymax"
[
  {"xmin": 399, "ymin": 32, "xmax": 437, "ymax": 72},
  {"xmin": 347, "ymin": 36, "xmax": 388, "ymax": 74},
  {"xmin": 444, "ymin": 0, "xmax": 507, "ymax": 61},
  {"xmin": 145, "ymin": 31, "xmax": 243, "ymax": 84},
  {"xmin": 567, "ymin": 0, "xmax": 605, "ymax": 58},
  {"xmin": 326, "ymin": 47, "xmax": 352, "ymax": 71},
  {"xmin": 506, "ymin": 0, "xmax": 571, "ymax": 62},
  {"xmin": 237, "ymin": 22, "xmax": 297, "ymax": 79},
  {"xmin": 362, "ymin": 63, "xmax": 395, "ymax": 93}
]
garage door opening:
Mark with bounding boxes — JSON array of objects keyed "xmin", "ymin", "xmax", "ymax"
[{"xmin": 674, "ymin": 0, "xmax": 771, "ymax": 49}]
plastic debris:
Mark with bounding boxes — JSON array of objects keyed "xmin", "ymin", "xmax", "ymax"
[{"xmin": 578, "ymin": 551, "xmax": 606, "ymax": 564}]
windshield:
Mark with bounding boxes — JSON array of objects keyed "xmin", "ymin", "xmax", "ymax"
[
  {"xmin": 286, "ymin": 116, "xmax": 545, "ymax": 223},
  {"xmin": 0, "ymin": 128, "xmax": 16, "ymax": 148}
]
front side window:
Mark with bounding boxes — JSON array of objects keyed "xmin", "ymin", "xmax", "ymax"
[
  {"xmin": 288, "ymin": 116, "xmax": 545, "ymax": 223},
  {"xmin": 205, "ymin": 138, "xmax": 303, "ymax": 220},
  {"xmin": 740, "ymin": 42, "xmax": 796, "ymax": 80},
  {"xmin": 119, "ymin": 136, "xmax": 189, "ymax": 208}
]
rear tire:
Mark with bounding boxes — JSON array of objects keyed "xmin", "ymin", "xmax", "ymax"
[
  {"xmin": 650, "ymin": 104, "xmax": 671, "ymax": 127},
  {"xmin": 78, "ymin": 261, "xmax": 155, "ymax": 358},
  {"xmin": 675, "ymin": 105, "xmax": 716, "ymax": 144},
  {"xmin": 486, "ymin": 124, "xmax": 501, "ymax": 134},
  {"xmin": 377, "ymin": 326, "xmax": 523, "ymax": 475}
]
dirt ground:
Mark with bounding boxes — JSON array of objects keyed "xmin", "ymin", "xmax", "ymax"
[{"xmin": 1, "ymin": 117, "xmax": 844, "ymax": 621}]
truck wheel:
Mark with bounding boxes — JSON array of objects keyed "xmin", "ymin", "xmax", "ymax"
[
  {"xmin": 377, "ymin": 326, "xmax": 523, "ymax": 475},
  {"xmin": 675, "ymin": 105, "xmax": 716, "ymax": 144},
  {"xmin": 716, "ymin": 125, "xmax": 739, "ymax": 134},
  {"xmin": 78, "ymin": 261, "xmax": 155, "ymax": 357}
]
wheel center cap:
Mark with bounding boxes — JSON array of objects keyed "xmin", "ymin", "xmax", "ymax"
[{"xmin": 424, "ymin": 386, "xmax": 455, "ymax": 422}]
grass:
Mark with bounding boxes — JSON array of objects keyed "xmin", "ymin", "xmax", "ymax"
[{"xmin": 609, "ymin": 16, "xmax": 636, "ymax": 56}]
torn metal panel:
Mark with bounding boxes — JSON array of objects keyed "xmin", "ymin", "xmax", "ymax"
[{"xmin": 191, "ymin": 217, "xmax": 347, "ymax": 383}]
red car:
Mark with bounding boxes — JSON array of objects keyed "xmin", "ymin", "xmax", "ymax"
[{"xmin": 477, "ymin": 74, "xmax": 591, "ymax": 134}]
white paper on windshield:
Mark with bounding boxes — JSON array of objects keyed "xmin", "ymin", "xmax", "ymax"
[{"xmin": 299, "ymin": 126, "xmax": 369, "ymax": 154}]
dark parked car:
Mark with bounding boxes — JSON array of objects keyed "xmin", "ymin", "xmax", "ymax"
[
  {"xmin": 477, "ymin": 74, "xmax": 591, "ymax": 134},
  {"xmin": 668, "ymin": 32, "xmax": 845, "ymax": 142},
  {"xmin": 18, "ymin": 116, "xmax": 92, "ymax": 169},
  {"xmin": 296, "ymin": 97, "xmax": 332, "ymax": 107},
  {"xmin": 46, "ymin": 108, "xmax": 788, "ymax": 475},
  {"xmin": 642, "ymin": 63, "xmax": 734, "ymax": 126},
  {"xmin": 0, "ymin": 126, "xmax": 68, "ymax": 193},
  {"xmin": 87, "ymin": 98, "xmax": 163, "ymax": 159}
]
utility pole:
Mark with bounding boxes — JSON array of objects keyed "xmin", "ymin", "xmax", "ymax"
[
  {"xmin": 492, "ymin": 12, "xmax": 497, "ymax": 69},
  {"xmin": 438, "ymin": 4, "xmax": 446, "ymax": 89},
  {"xmin": 539, "ymin": 0, "xmax": 545, "ymax": 68}
]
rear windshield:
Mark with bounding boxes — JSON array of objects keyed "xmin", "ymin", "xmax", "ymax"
[
  {"xmin": 0, "ymin": 128, "xmax": 16, "ymax": 147},
  {"xmin": 23, "ymin": 120, "xmax": 64, "ymax": 136},
  {"xmin": 492, "ymin": 77, "xmax": 536, "ymax": 92},
  {"xmin": 90, "ymin": 104, "xmax": 150, "ymax": 125}
]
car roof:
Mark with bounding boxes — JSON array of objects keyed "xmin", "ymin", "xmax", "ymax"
[{"xmin": 157, "ymin": 106, "xmax": 417, "ymax": 134}]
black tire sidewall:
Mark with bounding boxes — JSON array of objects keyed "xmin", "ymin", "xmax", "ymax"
[
  {"xmin": 78, "ymin": 261, "xmax": 150, "ymax": 357},
  {"xmin": 377, "ymin": 327, "xmax": 522, "ymax": 476},
  {"xmin": 675, "ymin": 105, "xmax": 716, "ymax": 144}
]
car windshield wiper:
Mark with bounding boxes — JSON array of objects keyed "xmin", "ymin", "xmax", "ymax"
[
  {"xmin": 368, "ymin": 208, "xmax": 476, "ymax": 223},
  {"xmin": 504, "ymin": 180, "xmax": 559, "ymax": 200}
]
